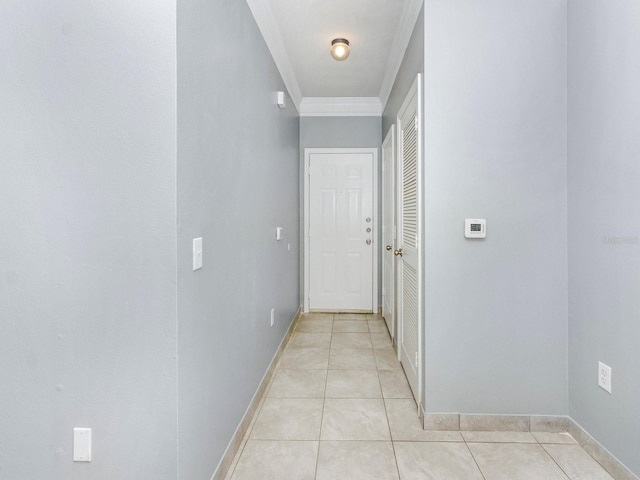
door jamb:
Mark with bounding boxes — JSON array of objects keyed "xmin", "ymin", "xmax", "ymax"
[
  {"xmin": 381, "ymin": 127, "xmax": 396, "ymax": 341},
  {"xmin": 303, "ymin": 147, "xmax": 379, "ymax": 313}
]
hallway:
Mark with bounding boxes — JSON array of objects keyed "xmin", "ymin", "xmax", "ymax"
[{"xmin": 225, "ymin": 313, "xmax": 613, "ymax": 480}]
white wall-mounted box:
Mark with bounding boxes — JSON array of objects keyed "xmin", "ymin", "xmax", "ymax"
[{"xmin": 465, "ymin": 219, "xmax": 486, "ymax": 238}]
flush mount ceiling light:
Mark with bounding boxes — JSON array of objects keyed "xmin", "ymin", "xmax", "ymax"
[{"xmin": 330, "ymin": 38, "xmax": 350, "ymax": 61}]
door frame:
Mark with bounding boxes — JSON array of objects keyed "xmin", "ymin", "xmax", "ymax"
[
  {"xmin": 303, "ymin": 147, "xmax": 379, "ymax": 313},
  {"xmin": 381, "ymin": 127, "xmax": 396, "ymax": 341}
]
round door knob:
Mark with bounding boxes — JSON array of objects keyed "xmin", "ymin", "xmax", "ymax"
[
  {"xmin": 385, "ymin": 245, "xmax": 393, "ymax": 251},
  {"xmin": 366, "ymin": 239, "xmax": 372, "ymax": 245},
  {"xmin": 394, "ymin": 249, "xmax": 403, "ymax": 257}
]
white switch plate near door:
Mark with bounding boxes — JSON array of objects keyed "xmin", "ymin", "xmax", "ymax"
[
  {"xmin": 73, "ymin": 428, "xmax": 92, "ymax": 462},
  {"xmin": 193, "ymin": 237, "xmax": 203, "ymax": 271}
]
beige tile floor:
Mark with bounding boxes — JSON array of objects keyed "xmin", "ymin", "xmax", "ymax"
[{"xmin": 226, "ymin": 313, "xmax": 614, "ymax": 480}]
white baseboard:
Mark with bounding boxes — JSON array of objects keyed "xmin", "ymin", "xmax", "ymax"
[
  {"xmin": 422, "ymin": 412, "xmax": 638, "ymax": 480},
  {"xmin": 211, "ymin": 307, "xmax": 301, "ymax": 480}
]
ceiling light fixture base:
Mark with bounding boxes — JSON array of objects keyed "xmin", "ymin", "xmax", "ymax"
[{"xmin": 330, "ymin": 38, "xmax": 350, "ymax": 61}]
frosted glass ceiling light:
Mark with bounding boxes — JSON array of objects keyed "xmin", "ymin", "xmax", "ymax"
[{"xmin": 330, "ymin": 38, "xmax": 350, "ymax": 61}]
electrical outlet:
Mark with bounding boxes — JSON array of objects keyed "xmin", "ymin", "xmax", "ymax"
[
  {"xmin": 598, "ymin": 361, "xmax": 612, "ymax": 393},
  {"xmin": 270, "ymin": 308, "xmax": 275, "ymax": 327}
]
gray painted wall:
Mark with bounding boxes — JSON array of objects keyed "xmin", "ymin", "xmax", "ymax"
[
  {"xmin": 0, "ymin": 2, "xmax": 178, "ymax": 479},
  {"xmin": 382, "ymin": 5, "xmax": 424, "ymax": 138},
  {"xmin": 299, "ymin": 116, "xmax": 382, "ymax": 308},
  {"xmin": 177, "ymin": 1, "xmax": 300, "ymax": 479},
  {"xmin": 380, "ymin": 4, "xmax": 424, "ymax": 352},
  {"xmin": 0, "ymin": 1, "xmax": 300, "ymax": 479},
  {"xmin": 422, "ymin": 0, "xmax": 568, "ymax": 414},
  {"xmin": 568, "ymin": 0, "xmax": 640, "ymax": 475},
  {"xmin": 300, "ymin": 116, "xmax": 382, "ymax": 150}
]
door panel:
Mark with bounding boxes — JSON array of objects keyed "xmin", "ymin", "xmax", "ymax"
[
  {"xmin": 382, "ymin": 128, "xmax": 396, "ymax": 339},
  {"xmin": 321, "ymin": 253, "xmax": 337, "ymax": 294},
  {"xmin": 397, "ymin": 75, "xmax": 422, "ymax": 407},
  {"xmin": 308, "ymin": 152, "xmax": 374, "ymax": 311}
]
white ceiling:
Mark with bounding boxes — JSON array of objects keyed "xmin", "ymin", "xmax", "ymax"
[{"xmin": 246, "ymin": 0, "xmax": 423, "ymax": 115}]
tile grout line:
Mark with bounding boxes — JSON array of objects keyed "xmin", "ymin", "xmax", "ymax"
[
  {"xmin": 461, "ymin": 436, "xmax": 488, "ymax": 480},
  {"xmin": 382, "ymin": 395, "xmax": 402, "ymax": 479},
  {"xmin": 313, "ymin": 313, "xmax": 333, "ymax": 480},
  {"xmin": 376, "ymin": 314, "xmax": 402, "ymax": 480},
  {"xmin": 539, "ymin": 443, "xmax": 575, "ymax": 480}
]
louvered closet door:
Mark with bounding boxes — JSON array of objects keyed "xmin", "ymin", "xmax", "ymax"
[{"xmin": 397, "ymin": 75, "xmax": 422, "ymax": 406}]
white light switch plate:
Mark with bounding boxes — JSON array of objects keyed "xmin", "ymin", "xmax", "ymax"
[
  {"xmin": 73, "ymin": 428, "xmax": 92, "ymax": 462},
  {"xmin": 193, "ymin": 237, "xmax": 203, "ymax": 271}
]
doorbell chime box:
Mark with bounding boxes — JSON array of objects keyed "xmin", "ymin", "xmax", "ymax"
[{"xmin": 465, "ymin": 219, "xmax": 486, "ymax": 238}]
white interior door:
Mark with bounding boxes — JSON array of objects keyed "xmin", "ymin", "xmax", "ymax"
[
  {"xmin": 382, "ymin": 128, "xmax": 396, "ymax": 340},
  {"xmin": 306, "ymin": 149, "xmax": 376, "ymax": 312},
  {"xmin": 397, "ymin": 75, "xmax": 423, "ymax": 407}
]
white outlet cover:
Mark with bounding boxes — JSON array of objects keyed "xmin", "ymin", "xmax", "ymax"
[
  {"xmin": 73, "ymin": 428, "xmax": 92, "ymax": 462},
  {"xmin": 598, "ymin": 361, "xmax": 612, "ymax": 393}
]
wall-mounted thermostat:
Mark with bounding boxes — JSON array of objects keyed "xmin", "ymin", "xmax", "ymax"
[{"xmin": 465, "ymin": 219, "xmax": 486, "ymax": 238}]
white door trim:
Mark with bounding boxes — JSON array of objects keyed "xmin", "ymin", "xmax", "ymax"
[
  {"xmin": 382, "ymin": 126, "xmax": 396, "ymax": 340},
  {"xmin": 304, "ymin": 148, "xmax": 379, "ymax": 313}
]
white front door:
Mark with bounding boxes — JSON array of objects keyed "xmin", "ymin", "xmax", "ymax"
[
  {"xmin": 306, "ymin": 149, "xmax": 376, "ymax": 312},
  {"xmin": 382, "ymin": 128, "xmax": 396, "ymax": 340},
  {"xmin": 397, "ymin": 75, "xmax": 423, "ymax": 406}
]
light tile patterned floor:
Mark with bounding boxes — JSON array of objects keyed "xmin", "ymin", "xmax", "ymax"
[{"xmin": 226, "ymin": 313, "xmax": 614, "ymax": 480}]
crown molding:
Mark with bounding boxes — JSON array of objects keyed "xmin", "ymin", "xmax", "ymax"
[
  {"xmin": 299, "ymin": 97, "xmax": 383, "ymax": 117},
  {"xmin": 246, "ymin": 0, "xmax": 303, "ymax": 112},
  {"xmin": 378, "ymin": 0, "xmax": 424, "ymax": 109}
]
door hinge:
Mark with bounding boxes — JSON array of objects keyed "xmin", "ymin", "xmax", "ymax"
[{"xmin": 414, "ymin": 116, "xmax": 418, "ymax": 132}]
